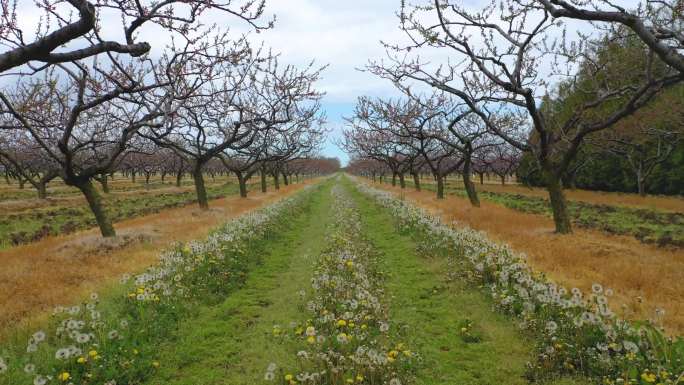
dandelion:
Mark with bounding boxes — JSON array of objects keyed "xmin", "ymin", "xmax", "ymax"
[
  {"xmin": 591, "ymin": 283, "xmax": 603, "ymax": 294},
  {"xmin": 267, "ymin": 362, "xmax": 277, "ymax": 372},
  {"xmin": 337, "ymin": 333, "xmax": 349, "ymax": 344},
  {"xmin": 623, "ymin": 340, "xmax": 639, "ymax": 353},
  {"xmin": 264, "ymin": 372, "xmax": 275, "ymax": 381},
  {"xmin": 55, "ymin": 348, "xmax": 71, "ymax": 360},
  {"xmin": 107, "ymin": 330, "xmax": 119, "ymax": 340},
  {"xmin": 32, "ymin": 331, "xmax": 46, "ymax": 343},
  {"xmin": 24, "ymin": 363, "xmax": 36, "ymax": 374},
  {"xmin": 76, "ymin": 333, "xmax": 90, "ymax": 343},
  {"xmin": 58, "ymin": 371, "xmax": 71, "ymax": 382},
  {"xmin": 0, "ymin": 358, "xmax": 7, "ymax": 374},
  {"xmin": 379, "ymin": 321, "xmax": 389, "ymax": 332},
  {"xmin": 545, "ymin": 321, "xmax": 558, "ymax": 334},
  {"xmin": 34, "ymin": 375, "xmax": 47, "ymax": 385}
]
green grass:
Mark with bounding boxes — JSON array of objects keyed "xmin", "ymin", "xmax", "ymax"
[
  {"xmin": 417, "ymin": 182, "xmax": 684, "ymax": 247},
  {"xmin": 347, "ymin": 180, "xmax": 585, "ymax": 385},
  {"xmin": 143, "ymin": 181, "xmax": 335, "ymax": 385}
]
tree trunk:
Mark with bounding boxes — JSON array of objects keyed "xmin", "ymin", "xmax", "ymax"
[
  {"xmin": 399, "ymin": 173, "xmax": 406, "ymax": 189},
  {"xmin": 131, "ymin": 171, "xmax": 136, "ymax": 183},
  {"xmin": 36, "ymin": 182, "xmax": 47, "ymax": 199},
  {"xmin": 391, "ymin": 172, "xmax": 397, "ymax": 186},
  {"xmin": 282, "ymin": 172, "xmax": 289, "ymax": 186},
  {"xmin": 372, "ymin": 172, "xmax": 376, "ymax": 183},
  {"xmin": 161, "ymin": 172, "xmax": 166, "ymax": 183},
  {"xmin": 479, "ymin": 173, "xmax": 484, "ymax": 185},
  {"xmin": 145, "ymin": 173, "xmax": 151, "ymax": 186},
  {"xmin": 99, "ymin": 175, "xmax": 109, "ymax": 193},
  {"xmin": 237, "ymin": 172, "xmax": 248, "ymax": 198},
  {"xmin": 636, "ymin": 167, "xmax": 646, "ymax": 197},
  {"xmin": 412, "ymin": 172, "xmax": 421, "ymax": 191},
  {"xmin": 545, "ymin": 171, "xmax": 572, "ymax": 234},
  {"xmin": 77, "ymin": 180, "xmax": 116, "ymax": 237},
  {"xmin": 4, "ymin": 173, "xmax": 9, "ymax": 185},
  {"xmin": 462, "ymin": 157, "xmax": 480, "ymax": 207},
  {"xmin": 18, "ymin": 178, "xmax": 25, "ymax": 189},
  {"xmin": 273, "ymin": 172, "xmax": 280, "ymax": 190},
  {"xmin": 436, "ymin": 174, "xmax": 445, "ymax": 199},
  {"xmin": 261, "ymin": 169, "xmax": 268, "ymax": 193},
  {"xmin": 192, "ymin": 166, "xmax": 209, "ymax": 210},
  {"xmin": 176, "ymin": 171, "xmax": 183, "ymax": 187}
]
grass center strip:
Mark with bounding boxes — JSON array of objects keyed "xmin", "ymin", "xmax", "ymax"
[{"xmin": 266, "ymin": 181, "xmax": 416, "ymax": 385}]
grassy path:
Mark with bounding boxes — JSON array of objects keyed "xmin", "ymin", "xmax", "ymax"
[
  {"xmin": 347, "ymin": 184, "xmax": 535, "ymax": 385},
  {"xmin": 144, "ymin": 182, "xmax": 334, "ymax": 385}
]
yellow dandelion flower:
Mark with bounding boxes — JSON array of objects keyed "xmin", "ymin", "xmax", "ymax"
[
  {"xmin": 640, "ymin": 372, "xmax": 656, "ymax": 383},
  {"xmin": 337, "ymin": 319, "xmax": 347, "ymax": 327},
  {"xmin": 58, "ymin": 372, "xmax": 70, "ymax": 382}
]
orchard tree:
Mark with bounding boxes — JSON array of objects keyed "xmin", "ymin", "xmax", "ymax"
[
  {"xmin": 0, "ymin": 132, "xmax": 60, "ymax": 198},
  {"xmin": 540, "ymin": 0, "xmax": 684, "ymax": 74},
  {"xmin": 371, "ymin": 0, "xmax": 684, "ymax": 233},
  {"xmin": 0, "ymin": 0, "xmax": 271, "ymax": 73}
]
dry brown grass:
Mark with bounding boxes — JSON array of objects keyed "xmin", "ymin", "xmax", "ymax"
[
  {"xmin": 0, "ymin": 182, "xmax": 313, "ymax": 335},
  {"xmin": 428, "ymin": 177, "xmax": 684, "ymax": 213},
  {"xmin": 367, "ymin": 181, "xmax": 684, "ymax": 334}
]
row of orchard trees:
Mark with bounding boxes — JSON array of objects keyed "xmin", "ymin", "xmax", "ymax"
[
  {"xmin": 0, "ymin": 0, "xmax": 332, "ymax": 238},
  {"xmin": 342, "ymin": 94, "xmax": 522, "ymax": 205},
  {"xmin": 345, "ymin": 0, "xmax": 684, "ymax": 234}
]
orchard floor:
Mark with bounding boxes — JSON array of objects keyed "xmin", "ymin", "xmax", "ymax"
[
  {"xmin": 0, "ymin": 181, "xmax": 314, "ymax": 335},
  {"xmin": 360, "ymin": 179, "xmax": 684, "ymax": 334},
  {"xmin": 142, "ymin": 178, "xmax": 581, "ymax": 385}
]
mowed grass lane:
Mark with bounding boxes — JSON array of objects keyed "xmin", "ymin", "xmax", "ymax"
[
  {"xmin": 348, "ymin": 182, "xmax": 583, "ymax": 385},
  {"xmin": 144, "ymin": 181, "xmax": 336, "ymax": 385}
]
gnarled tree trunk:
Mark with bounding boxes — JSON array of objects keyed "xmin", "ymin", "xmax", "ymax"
[
  {"xmin": 261, "ymin": 168, "xmax": 268, "ymax": 193},
  {"xmin": 76, "ymin": 180, "xmax": 116, "ymax": 237},
  {"xmin": 236, "ymin": 171, "xmax": 248, "ymax": 198},
  {"xmin": 192, "ymin": 165, "xmax": 209, "ymax": 210},
  {"xmin": 544, "ymin": 169, "xmax": 572, "ymax": 234},
  {"xmin": 462, "ymin": 156, "xmax": 480, "ymax": 207}
]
